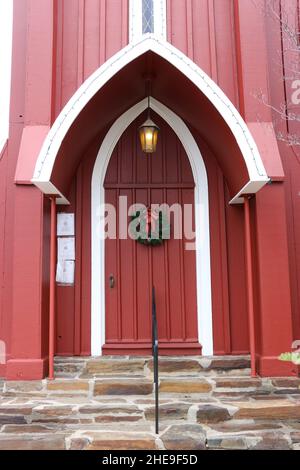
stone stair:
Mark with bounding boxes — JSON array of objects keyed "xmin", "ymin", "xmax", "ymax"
[{"xmin": 0, "ymin": 355, "xmax": 300, "ymax": 449}]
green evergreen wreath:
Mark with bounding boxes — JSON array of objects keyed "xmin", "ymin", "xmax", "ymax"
[{"xmin": 130, "ymin": 208, "xmax": 170, "ymax": 246}]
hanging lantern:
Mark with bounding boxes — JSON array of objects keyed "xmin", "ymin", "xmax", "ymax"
[{"xmin": 139, "ymin": 118, "xmax": 159, "ymax": 154}]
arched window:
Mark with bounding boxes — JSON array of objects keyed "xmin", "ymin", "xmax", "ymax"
[{"xmin": 129, "ymin": 0, "xmax": 166, "ymax": 42}]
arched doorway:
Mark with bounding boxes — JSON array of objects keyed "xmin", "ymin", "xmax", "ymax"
[
  {"xmin": 91, "ymin": 98, "xmax": 212, "ymax": 356},
  {"xmin": 103, "ymin": 111, "xmax": 199, "ymax": 355}
]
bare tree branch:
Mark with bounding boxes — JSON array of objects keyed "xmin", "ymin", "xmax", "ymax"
[{"xmin": 253, "ymin": 0, "xmax": 300, "ymax": 147}]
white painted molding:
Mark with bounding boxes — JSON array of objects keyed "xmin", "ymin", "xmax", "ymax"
[
  {"xmin": 129, "ymin": 0, "xmax": 167, "ymax": 42},
  {"xmin": 229, "ymin": 180, "xmax": 268, "ymax": 205},
  {"xmin": 31, "ymin": 35, "xmax": 269, "ymax": 203},
  {"xmin": 33, "ymin": 181, "xmax": 70, "ymax": 205},
  {"xmin": 91, "ymin": 98, "xmax": 213, "ymax": 356},
  {"xmin": 129, "ymin": 0, "xmax": 143, "ymax": 41},
  {"xmin": 153, "ymin": 0, "xmax": 167, "ymax": 40}
]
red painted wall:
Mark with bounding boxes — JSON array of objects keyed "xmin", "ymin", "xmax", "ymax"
[
  {"xmin": 0, "ymin": 142, "xmax": 10, "ymax": 377},
  {"xmin": 264, "ymin": 0, "xmax": 300, "ymax": 341},
  {"xmin": 0, "ymin": 0, "xmax": 29, "ymax": 377},
  {"xmin": 0, "ymin": 0, "xmax": 299, "ymax": 377},
  {"xmin": 167, "ymin": 0, "xmax": 239, "ymax": 107},
  {"xmin": 53, "ymin": 0, "xmax": 128, "ymax": 118}
]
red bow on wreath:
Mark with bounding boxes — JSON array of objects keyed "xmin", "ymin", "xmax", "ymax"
[
  {"xmin": 130, "ymin": 206, "xmax": 170, "ymax": 246},
  {"xmin": 145, "ymin": 207, "xmax": 159, "ymax": 237}
]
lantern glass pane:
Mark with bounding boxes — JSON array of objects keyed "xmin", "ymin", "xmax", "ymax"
[
  {"xmin": 139, "ymin": 121, "xmax": 159, "ymax": 153},
  {"xmin": 144, "ymin": 126, "xmax": 153, "ymax": 152},
  {"xmin": 153, "ymin": 129, "xmax": 158, "ymax": 151}
]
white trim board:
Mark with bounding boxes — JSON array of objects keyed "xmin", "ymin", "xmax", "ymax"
[
  {"xmin": 91, "ymin": 98, "xmax": 213, "ymax": 356},
  {"xmin": 31, "ymin": 35, "xmax": 269, "ymax": 202}
]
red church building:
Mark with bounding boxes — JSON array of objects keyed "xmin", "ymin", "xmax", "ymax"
[{"xmin": 0, "ymin": 0, "xmax": 300, "ymax": 382}]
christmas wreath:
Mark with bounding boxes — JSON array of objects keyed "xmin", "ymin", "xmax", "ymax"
[{"xmin": 130, "ymin": 207, "xmax": 170, "ymax": 246}]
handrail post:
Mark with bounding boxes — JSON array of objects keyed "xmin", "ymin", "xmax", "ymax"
[{"xmin": 152, "ymin": 286, "xmax": 159, "ymax": 434}]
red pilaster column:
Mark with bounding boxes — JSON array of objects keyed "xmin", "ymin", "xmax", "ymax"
[
  {"xmin": 6, "ymin": 187, "xmax": 50, "ymax": 380},
  {"xmin": 255, "ymin": 184, "xmax": 296, "ymax": 376},
  {"xmin": 6, "ymin": 0, "xmax": 56, "ymax": 380}
]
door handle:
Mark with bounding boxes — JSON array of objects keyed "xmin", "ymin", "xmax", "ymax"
[{"xmin": 109, "ymin": 274, "xmax": 115, "ymax": 289}]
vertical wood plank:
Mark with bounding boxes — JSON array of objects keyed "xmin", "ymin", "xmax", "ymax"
[
  {"xmin": 74, "ymin": 164, "xmax": 83, "ymax": 354},
  {"xmin": 207, "ymin": 0, "xmax": 218, "ymax": 82},
  {"xmin": 77, "ymin": 0, "xmax": 85, "ymax": 87}
]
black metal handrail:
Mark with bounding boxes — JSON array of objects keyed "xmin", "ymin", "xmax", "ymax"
[{"xmin": 152, "ymin": 286, "xmax": 159, "ymax": 435}]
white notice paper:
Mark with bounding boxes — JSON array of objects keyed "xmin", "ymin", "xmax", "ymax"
[
  {"xmin": 57, "ymin": 213, "xmax": 75, "ymax": 236},
  {"xmin": 56, "ymin": 260, "xmax": 75, "ymax": 285},
  {"xmin": 58, "ymin": 237, "xmax": 75, "ymax": 261}
]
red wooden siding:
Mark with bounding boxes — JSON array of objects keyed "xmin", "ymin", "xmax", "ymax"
[
  {"xmin": 167, "ymin": 0, "xmax": 239, "ymax": 107},
  {"xmin": 52, "ymin": 0, "xmax": 239, "ymax": 121},
  {"xmin": 53, "ymin": 0, "xmax": 128, "ymax": 117},
  {"xmin": 265, "ymin": 0, "xmax": 300, "ymax": 341},
  {"xmin": 0, "ymin": 143, "xmax": 10, "ymax": 377}
]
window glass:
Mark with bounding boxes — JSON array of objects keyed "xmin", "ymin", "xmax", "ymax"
[{"xmin": 142, "ymin": 0, "xmax": 154, "ymax": 34}]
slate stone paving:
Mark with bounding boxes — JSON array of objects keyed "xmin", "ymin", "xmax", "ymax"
[{"xmin": 0, "ymin": 355, "xmax": 299, "ymax": 450}]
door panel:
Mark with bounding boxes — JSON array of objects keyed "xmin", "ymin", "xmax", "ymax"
[{"xmin": 103, "ymin": 112, "xmax": 201, "ymax": 355}]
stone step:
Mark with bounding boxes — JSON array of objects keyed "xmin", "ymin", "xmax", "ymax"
[
  {"xmin": 1, "ymin": 394, "xmax": 300, "ymax": 425},
  {"xmin": 1, "ymin": 393, "xmax": 300, "ymax": 449},
  {"xmin": 54, "ymin": 355, "xmax": 251, "ymax": 378},
  {"xmin": 206, "ymin": 432, "xmax": 293, "ymax": 450},
  {"xmin": 0, "ymin": 434, "xmax": 68, "ymax": 450},
  {"xmin": 3, "ymin": 375, "xmax": 299, "ymax": 399},
  {"xmin": 67, "ymin": 425, "xmax": 207, "ymax": 450},
  {"xmin": 0, "ymin": 424, "xmax": 207, "ymax": 450},
  {"xmin": 0, "ymin": 423, "xmax": 298, "ymax": 450},
  {"xmin": 1, "ymin": 355, "xmax": 300, "ymax": 449},
  {"xmin": 2, "ymin": 378, "xmax": 154, "ymax": 397}
]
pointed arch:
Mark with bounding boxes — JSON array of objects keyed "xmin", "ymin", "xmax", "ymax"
[{"xmin": 32, "ymin": 35, "xmax": 269, "ymax": 204}]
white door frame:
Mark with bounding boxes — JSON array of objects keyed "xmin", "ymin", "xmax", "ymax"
[{"xmin": 91, "ymin": 97, "xmax": 213, "ymax": 356}]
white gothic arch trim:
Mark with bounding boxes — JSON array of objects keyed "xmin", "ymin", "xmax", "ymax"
[
  {"xmin": 91, "ymin": 97, "xmax": 213, "ymax": 356},
  {"xmin": 32, "ymin": 35, "xmax": 269, "ymax": 204}
]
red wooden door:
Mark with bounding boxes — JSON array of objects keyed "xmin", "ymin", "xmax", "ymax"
[{"xmin": 103, "ymin": 112, "xmax": 201, "ymax": 355}]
